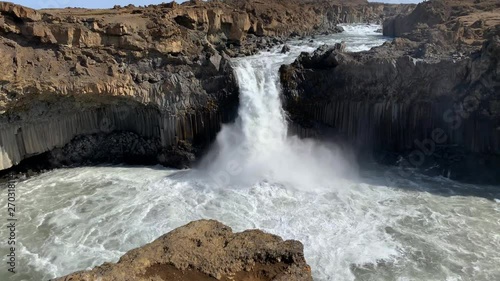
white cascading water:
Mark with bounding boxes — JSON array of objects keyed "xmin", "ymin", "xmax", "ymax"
[
  {"xmin": 196, "ymin": 54, "xmax": 356, "ymax": 191},
  {"xmin": 1, "ymin": 25, "xmax": 499, "ymax": 281}
]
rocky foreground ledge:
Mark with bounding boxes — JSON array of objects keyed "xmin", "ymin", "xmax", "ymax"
[{"xmin": 52, "ymin": 220, "xmax": 312, "ymax": 281}]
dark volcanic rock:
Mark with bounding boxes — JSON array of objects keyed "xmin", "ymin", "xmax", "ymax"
[
  {"xmin": 52, "ymin": 220, "xmax": 313, "ymax": 281},
  {"xmin": 280, "ymin": 37, "xmax": 500, "ymax": 183},
  {"xmin": 279, "ymin": 0, "xmax": 500, "ymax": 183},
  {"xmin": 281, "ymin": 44, "xmax": 291, "ymax": 54}
]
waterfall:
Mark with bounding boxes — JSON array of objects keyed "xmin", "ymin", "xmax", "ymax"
[
  {"xmin": 234, "ymin": 59, "xmax": 288, "ymax": 152},
  {"xmin": 197, "ymin": 50, "xmax": 357, "ymax": 190},
  {"xmin": 6, "ymin": 25, "xmax": 499, "ymax": 281}
]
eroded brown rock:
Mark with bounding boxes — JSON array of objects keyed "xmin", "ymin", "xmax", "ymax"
[
  {"xmin": 0, "ymin": 1, "xmax": 41, "ymax": 21},
  {"xmin": 52, "ymin": 220, "xmax": 313, "ymax": 281},
  {"xmin": 383, "ymin": 0, "xmax": 500, "ymax": 48}
]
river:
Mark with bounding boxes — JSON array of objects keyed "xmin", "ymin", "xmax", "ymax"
[{"xmin": 1, "ymin": 25, "xmax": 499, "ymax": 281}]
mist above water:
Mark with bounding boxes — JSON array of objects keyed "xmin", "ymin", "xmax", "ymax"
[{"xmin": 197, "ymin": 55, "xmax": 357, "ymax": 191}]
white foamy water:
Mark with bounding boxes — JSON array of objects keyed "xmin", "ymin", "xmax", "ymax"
[
  {"xmin": 1, "ymin": 25, "xmax": 500, "ymax": 281},
  {"xmin": 196, "ymin": 43, "xmax": 358, "ymax": 191},
  {"xmin": 1, "ymin": 166, "xmax": 499, "ymax": 281}
]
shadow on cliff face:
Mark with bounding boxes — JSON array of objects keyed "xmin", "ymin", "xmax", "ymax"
[
  {"xmin": 1, "ymin": 93, "xmax": 239, "ymax": 179},
  {"xmin": 286, "ymin": 117, "xmax": 500, "ymax": 199},
  {"xmin": 285, "ymin": 119, "xmax": 500, "ymax": 200},
  {"xmin": 280, "ymin": 33, "xmax": 500, "ymax": 191},
  {"xmin": 0, "ymin": 131, "xmax": 190, "ymax": 181}
]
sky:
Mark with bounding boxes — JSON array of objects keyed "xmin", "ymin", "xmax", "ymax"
[{"xmin": 10, "ymin": 0, "xmax": 422, "ymax": 9}]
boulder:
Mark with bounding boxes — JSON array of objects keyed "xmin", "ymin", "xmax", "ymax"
[
  {"xmin": 52, "ymin": 220, "xmax": 313, "ymax": 281},
  {"xmin": 228, "ymin": 12, "xmax": 252, "ymax": 44},
  {"xmin": 208, "ymin": 52, "xmax": 222, "ymax": 72},
  {"xmin": 281, "ymin": 44, "xmax": 291, "ymax": 54},
  {"xmin": 333, "ymin": 41, "xmax": 346, "ymax": 52},
  {"xmin": 106, "ymin": 23, "xmax": 130, "ymax": 36},
  {"xmin": 0, "ymin": 2, "xmax": 41, "ymax": 21}
]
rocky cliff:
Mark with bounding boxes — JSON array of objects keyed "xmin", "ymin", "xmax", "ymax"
[
  {"xmin": 223, "ymin": 0, "xmax": 414, "ymax": 36},
  {"xmin": 0, "ymin": 0, "xmax": 408, "ymax": 174},
  {"xmin": 52, "ymin": 220, "xmax": 313, "ymax": 281},
  {"xmin": 383, "ymin": 0, "xmax": 500, "ymax": 50},
  {"xmin": 0, "ymin": 1, "xmax": 242, "ymax": 172},
  {"xmin": 281, "ymin": 0, "xmax": 500, "ymax": 183}
]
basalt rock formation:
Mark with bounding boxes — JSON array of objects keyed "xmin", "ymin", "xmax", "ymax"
[
  {"xmin": 52, "ymin": 220, "xmax": 313, "ymax": 281},
  {"xmin": 0, "ymin": 1, "xmax": 242, "ymax": 172},
  {"xmin": 0, "ymin": 0, "xmax": 409, "ymax": 174},
  {"xmin": 281, "ymin": 0, "xmax": 500, "ymax": 183}
]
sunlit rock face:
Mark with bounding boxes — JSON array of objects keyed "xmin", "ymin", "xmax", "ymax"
[
  {"xmin": 0, "ymin": 1, "xmax": 242, "ymax": 171},
  {"xmin": 0, "ymin": 0, "xmax": 410, "ymax": 172}
]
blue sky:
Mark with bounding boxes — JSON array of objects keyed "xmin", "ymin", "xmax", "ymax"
[{"xmin": 11, "ymin": 0, "xmax": 422, "ymax": 9}]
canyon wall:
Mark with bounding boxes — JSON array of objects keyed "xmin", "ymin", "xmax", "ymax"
[
  {"xmin": 223, "ymin": 0, "xmax": 415, "ymax": 36},
  {"xmin": 383, "ymin": 0, "xmax": 500, "ymax": 45},
  {"xmin": 0, "ymin": 0, "xmax": 410, "ymax": 173},
  {"xmin": 281, "ymin": 41, "xmax": 500, "ymax": 152},
  {"xmin": 0, "ymin": 1, "xmax": 245, "ymax": 171},
  {"xmin": 280, "ymin": 0, "xmax": 500, "ymax": 182}
]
